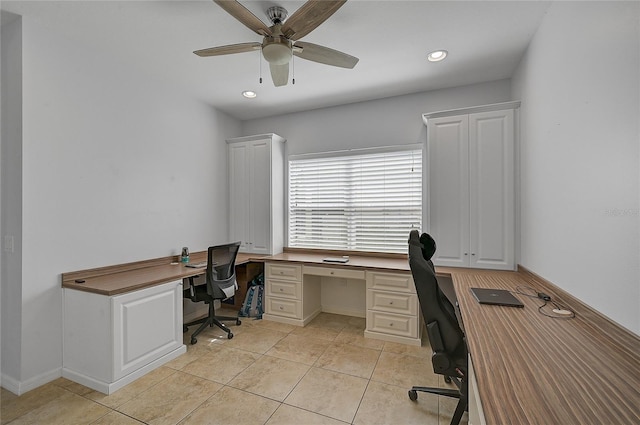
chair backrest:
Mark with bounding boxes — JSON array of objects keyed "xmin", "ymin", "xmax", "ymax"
[
  {"xmin": 408, "ymin": 230, "xmax": 467, "ymax": 376},
  {"xmin": 206, "ymin": 242, "xmax": 241, "ymax": 299}
]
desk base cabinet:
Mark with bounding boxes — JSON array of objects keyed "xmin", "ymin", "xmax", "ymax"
[
  {"xmin": 63, "ymin": 280, "xmax": 186, "ymax": 394},
  {"xmin": 264, "ymin": 262, "xmax": 422, "ymax": 346}
]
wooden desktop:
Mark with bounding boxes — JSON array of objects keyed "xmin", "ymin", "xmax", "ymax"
[{"xmin": 61, "ymin": 249, "xmax": 640, "ymax": 423}]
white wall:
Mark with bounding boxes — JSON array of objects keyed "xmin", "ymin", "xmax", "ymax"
[
  {"xmin": 242, "ymin": 79, "xmax": 512, "ymax": 156},
  {"xmin": 512, "ymin": 1, "xmax": 640, "ymax": 333},
  {"xmin": 2, "ymin": 16, "xmax": 241, "ymax": 393},
  {"xmin": 1, "ymin": 12, "xmax": 23, "ymax": 390}
]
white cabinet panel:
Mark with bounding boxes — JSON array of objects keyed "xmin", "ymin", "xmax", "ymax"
[
  {"xmin": 227, "ymin": 134, "xmax": 285, "ymax": 255},
  {"xmin": 63, "ymin": 280, "xmax": 185, "ymax": 394},
  {"xmin": 426, "ymin": 104, "xmax": 517, "ymax": 270}
]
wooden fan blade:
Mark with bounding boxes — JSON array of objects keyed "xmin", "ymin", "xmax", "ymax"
[
  {"xmin": 214, "ymin": 0, "xmax": 272, "ymax": 36},
  {"xmin": 269, "ymin": 63, "xmax": 289, "ymax": 87},
  {"xmin": 281, "ymin": 0, "xmax": 347, "ymax": 41},
  {"xmin": 293, "ymin": 41, "xmax": 358, "ymax": 68},
  {"xmin": 194, "ymin": 42, "xmax": 262, "ymax": 57}
]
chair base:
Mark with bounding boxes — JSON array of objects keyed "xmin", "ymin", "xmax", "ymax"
[
  {"xmin": 408, "ymin": 378, "xmax": 468, "ymax": 425},
  {"xmin": 183, "ymin": 302, "xmax": 241, "ymax": 344}
]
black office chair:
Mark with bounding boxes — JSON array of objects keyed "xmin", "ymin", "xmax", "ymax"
[
  {"xmin": 183, "ymin": 241, "xmax": 242, "ymax": 344},
  {"xmin": 407, "ymin": 230, "xmax": 468, "ymax": 425}
]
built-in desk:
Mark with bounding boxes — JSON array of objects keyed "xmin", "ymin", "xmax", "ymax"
[
  {"xmin": 449, "ymin": 267, "xmax": 640, "ymax": 425},
  {"xmin": 264, "ymin": 250, "xmax": 422, "ymax": 346},
  {"xmin": 60, "ymin": 252, "xmax": 266, "ymax": 394}
]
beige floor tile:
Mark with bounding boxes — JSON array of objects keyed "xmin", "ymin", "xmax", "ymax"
[
  {"xmin": 353, "ymin": 380, "xmax": 439, "ymax": 425},
  {"xmin": 181, "ymin": 345, "xmax": 261, "ymax": 384},
  {"xmin": 165, "ymin": 340, "xmax": 218, "ymax": 370},
  {"xmin": 9, "ymin": 390, "xmax": 110, "ymax": 425},
  {"xmin": 284, "ymin": 367, "xmax": 368, "ymax": 423},
  {"xmin": 179, "ymin": 386, "xmax": 279, "ymax": 425},
  {"xmin": 90, "ymin": 410, "xmax": 146, "ymax": 424},
  {"xmin": 265, "ymin": 334, "xmax": 331, "ymax": 365},
  {"xmin": 307, "ymin": 313, "xmax": 351, "ymax": 331},
  {"xmin": 290, "ymin": 325, "xmax": 340, "ymax": 341},
  {"xmin": 249, "ymin": 319, "xmax": 297, "ymax": 334},
  {"xmin": 266, "ymin": 404, "xmax": 349, "ymax": 425},
  {"xmin": 315, "ymin": 342, "xmax": 381, "ymax": 379},
  {"xmin": 117, "ymin": 370, "xmax": 222, "ymax": 425},
  {"xmin": 335, "ymin": 327, "xmax": 386, "ymax": 350},
  {"xmin": 228, "ymin": 355, "xmax": 310, "ymax": 401},
  {"xmin": 371, "ymin": 351, "xmax": 438, "ymax": 389},
  {"xmin": 85, "ymin": 366, "xmax": 177, "ymax": 409},
  {"xmin": 1, "ymin": 383, "xmax": 68, "ymax": 424},
  {"xmin": 383, "ymin": 340, "xmax": 431, "ymax": 357},
  {"xmin": 223, "ymin": 326, "xmax": 288, "ymax": 354}
]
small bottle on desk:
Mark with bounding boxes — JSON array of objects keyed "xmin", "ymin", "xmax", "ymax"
[{"xmin": 181, "ymin": 247, "xmax": 190, "ymax": 264}]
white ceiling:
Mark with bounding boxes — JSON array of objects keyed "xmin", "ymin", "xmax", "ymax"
[{"xmin": 2, "ymin": 1, "xmax": 551, "ymax": 120}]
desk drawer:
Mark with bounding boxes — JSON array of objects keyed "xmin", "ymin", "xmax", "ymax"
[
  {"xmin": 265, "ymin": 297, "xmax": 302, "ymax": 319},
  {"xmin": 367, "ymin": 290, "xmax": 418, "ymax": 316},
  {"xmin": 266, "ymin": 279, "xmax": 300, "ymax": 300},
  {"xmin": 266, "ymin": 263, "xmax": 302, "ymax": 282},
  {"xmin": 303, "ymin": 265, "xmax": 365, "ymax": 280},
  {"xmin": 366, "ymin": 271, "xmax": 415, "ymax": 293},
  {"xmin": 366, "ymin": 310, "xmax": 418, "ymax": 338}
]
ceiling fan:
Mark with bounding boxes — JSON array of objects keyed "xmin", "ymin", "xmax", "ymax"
[{"xmin": 195, "ymin": 0, "xmax": 359, "ymax": 87}]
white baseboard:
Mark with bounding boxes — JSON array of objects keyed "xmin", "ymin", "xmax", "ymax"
[
  {"xmin": 1, "ymin": 367, "xmax": 62, "ymax": 396},
  {"xmin": 62, "ymin": 345, "xmax": 186, "ymax": 395}
]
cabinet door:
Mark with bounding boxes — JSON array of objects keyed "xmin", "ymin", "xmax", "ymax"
[
  {"xmin": 469, "ymin": 110, "xmax": 514, "ymax": 270},
  {"xmin": 248, "ymin": 139, "xmax": 272, "ymax": 254},
  {"xmin": 229, "ymin": 142, "xmax": 250, "ymax": 252},
  {"xmin": 112, "ymin": 280, "xmax": 183, "ymax": 380},
  {"xmin": 428, "ymin": 115, "xmax": 470, "ymax": 267}
]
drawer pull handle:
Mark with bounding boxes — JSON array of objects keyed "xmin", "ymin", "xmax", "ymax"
[
  {"xmin": 279, "ymin": 306, "xmax": 284, "ymax": 310},
  {"xmin": 280, "ymin": 271, "xmax": 284, "ymax": 275},
  {"xmin": 330, "ymin": 271, "xmax": 334, "ymax": 275},
  {"xmin": 279, "ymin": 288, "xmax": 284, "ymax": 292},
  {"xmin": 389, "ymin": 323, "xmax": 394, "ymax": 327},
  {"xmin": 389, "ymin": 301, "xmax": 394, "ymax": 305}
]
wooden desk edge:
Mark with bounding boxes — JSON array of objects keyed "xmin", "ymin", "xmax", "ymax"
[{"xmin": 61, "ymin": 252, "xmax": 268, "ymax": 296}]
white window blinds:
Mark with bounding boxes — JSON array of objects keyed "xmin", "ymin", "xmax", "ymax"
[{"xmin": 288, "ymin": 145, "xmax": 422, "ymax": 254}]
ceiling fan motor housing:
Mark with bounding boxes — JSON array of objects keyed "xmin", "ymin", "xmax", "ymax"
[{"xmin": 262, "ymin": 36, "xmax": 292, "ymax": 65}]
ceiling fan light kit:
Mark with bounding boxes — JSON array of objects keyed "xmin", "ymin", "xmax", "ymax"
[{"xmin": 195, "ymin": 0, "xmax": 359, "ymax": 87}]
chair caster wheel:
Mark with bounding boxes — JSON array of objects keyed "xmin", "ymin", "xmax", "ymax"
[
  {"xmin": 227, "ymin": 332, "xmax": 234, "ymax": 339},
  {"xmin": 190, "ymin": 337, "xmax": 197, "ymax": 345},
  {"xmin": 236, "ymin": 319, "xmax": 242, "ymax": 325},
  {"xmin": 408, "ymin": 390, "xmax": 418, "ymax": 401},
  {"xmin": 445, "ymin": 376, "xmax": 452, "ymax": 384}
]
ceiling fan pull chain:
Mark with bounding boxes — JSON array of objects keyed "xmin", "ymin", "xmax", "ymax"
[
  {"xmin": 292, "ymin": 54, "xmax": 295, "ymax": 85},
  {"xmin": 259, "ymin": 48, "xmax": 263, "ymax": 84}
]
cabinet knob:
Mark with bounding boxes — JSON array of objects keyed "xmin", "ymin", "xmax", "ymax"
[
  {"xmin": 389, "ymin": 301, "xmax": 394, "ymax": 305},
  {"xmin": 330, "ymin": 271, "xmax": 334, "ymax": 275},
  {"xmin": 389, "ymin": 323, "xmax": 394, "ymax": 327},
  {"xmin": 279, "ymin": 306, "xmax": 284, "ymax": 310},
  {"xmin": 279, "ymin": 288, "xmax": 283, "ymax": 292},
  {"xmin": 471, "ymin": 253, "xmax": 476, "ymax": 256},
  {"xmin": 464, "ymin": 252, "xmax": 468, "ymax": 256}
]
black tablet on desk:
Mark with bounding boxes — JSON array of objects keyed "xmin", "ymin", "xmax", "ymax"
[{"xmin": 470, "ymin": 288, "xmax": 524, "ymax": 308}]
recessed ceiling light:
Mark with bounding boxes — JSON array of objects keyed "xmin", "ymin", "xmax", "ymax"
[
  {"xmin": 427, "ymin": 50, "xmax": 448, "ymax": 62},
  {"xmin": 242, "ymin": 90, "xmax": 257, "ymax": 99}
]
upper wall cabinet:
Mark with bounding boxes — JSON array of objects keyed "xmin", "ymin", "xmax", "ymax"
[
  {"xmin": 423, "ymin": 102, "xmax": 519, "ymax": 270},
  {"xmin": 227, "ymin": 134, "xmax": 286, "ymax": 255}
]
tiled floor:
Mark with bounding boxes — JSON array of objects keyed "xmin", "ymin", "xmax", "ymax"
[{"xmin": 0, "ymin": 312, "xmax": 468, "ymax": 425}]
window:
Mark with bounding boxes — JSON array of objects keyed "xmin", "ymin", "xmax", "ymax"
[{"xmin": 288, "ymin": 145, "xmax": 422, "ymax": 254}]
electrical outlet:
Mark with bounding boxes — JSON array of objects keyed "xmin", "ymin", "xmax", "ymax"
[{"xmin": 4, "ymin": 235, "xmax": 14, "ymax": 253}]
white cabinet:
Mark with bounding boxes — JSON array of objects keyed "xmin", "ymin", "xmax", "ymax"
[
  {"xmin": 424, "ymin": 102, "xmax": 518, "ymax": 270},
  {"xmin": 228, "ymin": 134, "xmax": 285, "ymax": 255},
  {"xmin": 63, "ymin": 280, "xmax": 186, "ymax": 394},
  {"xmin": 263, "ymin": 262, "xmax": 311, "ymax": 324},
  {"xmin": 364, "ymin": 271, "xmax": 422, "ymax": 346}
]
